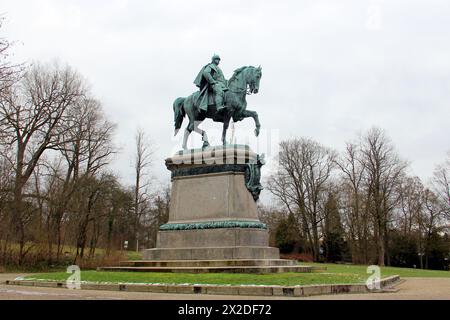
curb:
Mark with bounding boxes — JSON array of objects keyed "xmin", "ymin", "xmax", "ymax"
[{"xmin": 5, "ymin": 275, "xmax": 401, "ymax": 297}]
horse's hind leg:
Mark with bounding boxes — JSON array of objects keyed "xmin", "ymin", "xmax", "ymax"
[
  {"xmin": 193, "ymin": 121, "xmax": 209, "ymax": 148},
  {"xmin": 182, "ymin": 128, "xmax": 190, "ymax": 150},
  {"xmin": 182, "ymin": 120, "xmax": 194, "ymax": 150}
]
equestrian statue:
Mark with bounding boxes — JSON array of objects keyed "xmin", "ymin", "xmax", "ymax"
[{"xmin": 173, "ymin": 54, "xmax": 262, "ymax": 149}]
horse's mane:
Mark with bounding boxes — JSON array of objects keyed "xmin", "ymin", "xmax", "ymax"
[{"xmin": 228, "ymin": 66, "xmax": 250, "ymax": 84}]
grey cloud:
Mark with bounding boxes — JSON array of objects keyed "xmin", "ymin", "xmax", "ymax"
[{"xmin": 2, "ymin": 0, "xmax": 449, "ymax": 200}]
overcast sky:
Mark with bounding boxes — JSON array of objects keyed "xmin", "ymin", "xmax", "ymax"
[{"xmin": 2, "ymin": 0, "xmax": 449, "ymax": 200}]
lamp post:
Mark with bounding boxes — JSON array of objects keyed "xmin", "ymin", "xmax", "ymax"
[{"xmin": 418, "ymin": 251, "xmax": 424, "ymax": 269}]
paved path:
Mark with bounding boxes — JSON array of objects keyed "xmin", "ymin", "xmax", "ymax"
[
  {"xmin": 304, "ymin": 278, "xmax": 450, "ymax": 300},
  {"xmin": 0, "ymin": 274, "xmax": 449, "ymax": 300}
]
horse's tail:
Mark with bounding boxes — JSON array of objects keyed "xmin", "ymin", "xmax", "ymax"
[{"xmin": 173, "ymin": 97, "xmax": 186, "ymax": 136}]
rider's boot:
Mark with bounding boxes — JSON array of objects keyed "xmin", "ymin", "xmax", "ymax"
[
  {"xmin": 201, "ymin": 131, "xmax": 210, "ymax": 149},
  {"xmin": 215, "ymin": 95, "xmax": 226, "ymax": 113},
  {"xmin": 199, "ymin": 104, "xmax": 208, "ymax": 113}
]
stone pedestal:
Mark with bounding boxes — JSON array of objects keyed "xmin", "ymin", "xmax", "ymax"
[
  {"xmin": 143, "ymin": 144, "xmax": 277, "ymax": 261},
  {"xmin": 102, "ymin": 145, "xmax": 309, "ymax": 273}
]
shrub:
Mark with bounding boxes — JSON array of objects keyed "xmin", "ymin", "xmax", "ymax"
[
  {"xmin": 280, "ymin": 252, "xmax": 314, "ymax": 262},
  {"xmin": 274, "ymin": 215, "xmax": 300, "ymax": 253}
]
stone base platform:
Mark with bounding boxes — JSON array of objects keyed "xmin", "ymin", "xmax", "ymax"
[
  {"xmin": 101, "ymin": 145, "xmax": 302, "ymax": 274},
  {"xmin": 142, "ymin": 246, "xmax": 280, "ymax": 260},
  {"xmin": 99, "ymin": 259, "xmax": 317, "ymax": 274},
  {"xmin": 155, "ymin": 227, "xmax": 270, "ymax": 249}
]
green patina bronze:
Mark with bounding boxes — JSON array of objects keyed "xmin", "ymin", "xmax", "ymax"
[
  {"xmin": 193, "ymin": 54, "xmax": 228, "ymax": 113},
  {"xmin": 171, "ymin": 163, "xmax": 248, "ymax": 179},
  {"xmin": 245, "ymin": 154, "xmax": 265, "ymax": 201},
  {"xmin": 173, "ymin": 55, "xmax": 263, "ymax": 150},
  {"xmin": 168, "ymin": 154, "xmax": 265, "ymax": 201},
  {"xmin": 159, "ymin": 220, "xmax": 267, "ymax": 231}
]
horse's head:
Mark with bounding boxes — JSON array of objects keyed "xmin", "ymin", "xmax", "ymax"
[
  {"xmin": 229, "ymin": 66, "xmax": 262, "ymax": 94},
  {"xmin": 247, "ymin": 66, "xmax": 262, "ymax": 94}
]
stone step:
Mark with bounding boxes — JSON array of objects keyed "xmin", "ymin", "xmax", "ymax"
[
  {"xmin": 119, "ymin": 259, "xmax": 298, "ymax": 268},
  {"xmin": 98, "ymin": 265, "xmax": 314, "ymax": 274}
]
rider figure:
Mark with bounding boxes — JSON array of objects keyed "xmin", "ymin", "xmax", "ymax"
[{"xmin": 193, "ymin": 54, "xmax": 228, "ymax": 113}]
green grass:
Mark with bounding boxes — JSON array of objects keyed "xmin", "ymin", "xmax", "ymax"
[
  {"xmin": 22, "ymin": 262, "xmax": 449, "ymax": 286},
  {"xmin": 24, "ymin": 270, "xmax": 365, "ymax": 286},
  {"xmin": 303, "ymin": 262, "xmax": 450, "ymax": 279},
  {"xmin": 126, "ymin": 251, "xmax": 143, "ymax": 261}
]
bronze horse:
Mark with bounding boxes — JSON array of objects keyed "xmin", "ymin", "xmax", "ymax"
[{"xmin": 173, "ymin": 66, "xmax": 262, "ymax": 149}]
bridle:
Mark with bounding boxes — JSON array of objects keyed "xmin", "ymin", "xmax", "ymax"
[
  {"xmin": 229, "ymin": 86, "xmax": 254, "ymax": 95},
  {"xmin": 228, "ymin": 68, "xmax": 257, "ymax": 95}
]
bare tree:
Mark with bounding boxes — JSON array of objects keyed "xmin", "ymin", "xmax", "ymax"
[
  {"xmin": 143, "ymin": 185, "xmax": 170, "ymax": 248},
  {"xmin": 58, "ymin": 99, "xmax": 116, "ymax": 263},
  {"xmin": 0, "ymin": 16, "xmax": 23, "ymax": 96},
  {"xmin": 133, "ymin": 129, "xmax": 153, "ymax": 251},
  {"xmin": 432, "ymin": 151, "xmax": 450, "ymax": 219},
  {"xmin": 360, "ymin": 128, "xmax": 407, "ymax": 266},
  {"xmin": 0, "ymin": 62, "xmax": 85, "ymax": 263},
  {"xmin": 336, "ymin": 142, "xmax": 372, "ymax": 263},
  {"xmin": 416, "ymin": 188, "xmax": 447, "ymax": 269},
  {"xmin": 0, "ymin": 58, "xmax": 142, "ymax": 267},
  {"xmin": 268, "ymin": 138, "xmax": 337, "ymax": 261},
  {"xmin": 0, "ymin": 143, "xmax": 14, "ymax": 258},
  {"xmin": 0, "ymin": 18, "xmax": 22, "ymax": 253},
  {"xmin": 396, "ymin": 176, "xmax": 425, "ymax": 236},
  {"xmin": 105, "ymin": 184, "xmax": 134, "ymax": 255}
]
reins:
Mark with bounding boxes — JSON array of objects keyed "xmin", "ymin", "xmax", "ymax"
[{"xmin": 228, "ymin": 68, "xmax": 254, "ymax": 95}]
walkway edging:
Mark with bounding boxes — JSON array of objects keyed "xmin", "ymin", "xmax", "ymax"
[{"xmin": 5, "ymin": 275, "xmax": 401, "ymax": 297}]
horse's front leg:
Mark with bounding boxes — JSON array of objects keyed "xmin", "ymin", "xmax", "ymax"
[
  {"xmin": 222, "ymin": 115, "xmax": 231, "ymax": 146},
  {"xmin": 242, "ymin": 110, "xmax": 261, "ymax": 136}
]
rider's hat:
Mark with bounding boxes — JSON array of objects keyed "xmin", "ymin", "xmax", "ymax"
[{"xmin": 212, "ymin": 54, "xmax": 221, "ymax": 61}]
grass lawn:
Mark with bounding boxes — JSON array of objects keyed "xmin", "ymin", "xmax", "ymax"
[
  {"xmin": 302, "ymin": 262, "xmax": 450, "ymax": 279},
  {"xmin": 23, "ymin": 262, "xmax": 450, "ymax": 286},
  {"xmin": 24, "ymin": 271, "xmax": 365, "ymax": 286}
]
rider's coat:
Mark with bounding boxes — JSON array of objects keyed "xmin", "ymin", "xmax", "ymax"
[{"xmin": 193, "ymin": 62, "xmax": 227, "ymax": 112}]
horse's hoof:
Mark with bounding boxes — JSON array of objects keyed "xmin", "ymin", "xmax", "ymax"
[
  {"xmin": 255, "ymin": 128, "xmax": 260, "ymax": 137},
  {"xmin": 202, "ymin": 142, "xmax": 210, "ymax": 149}
]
